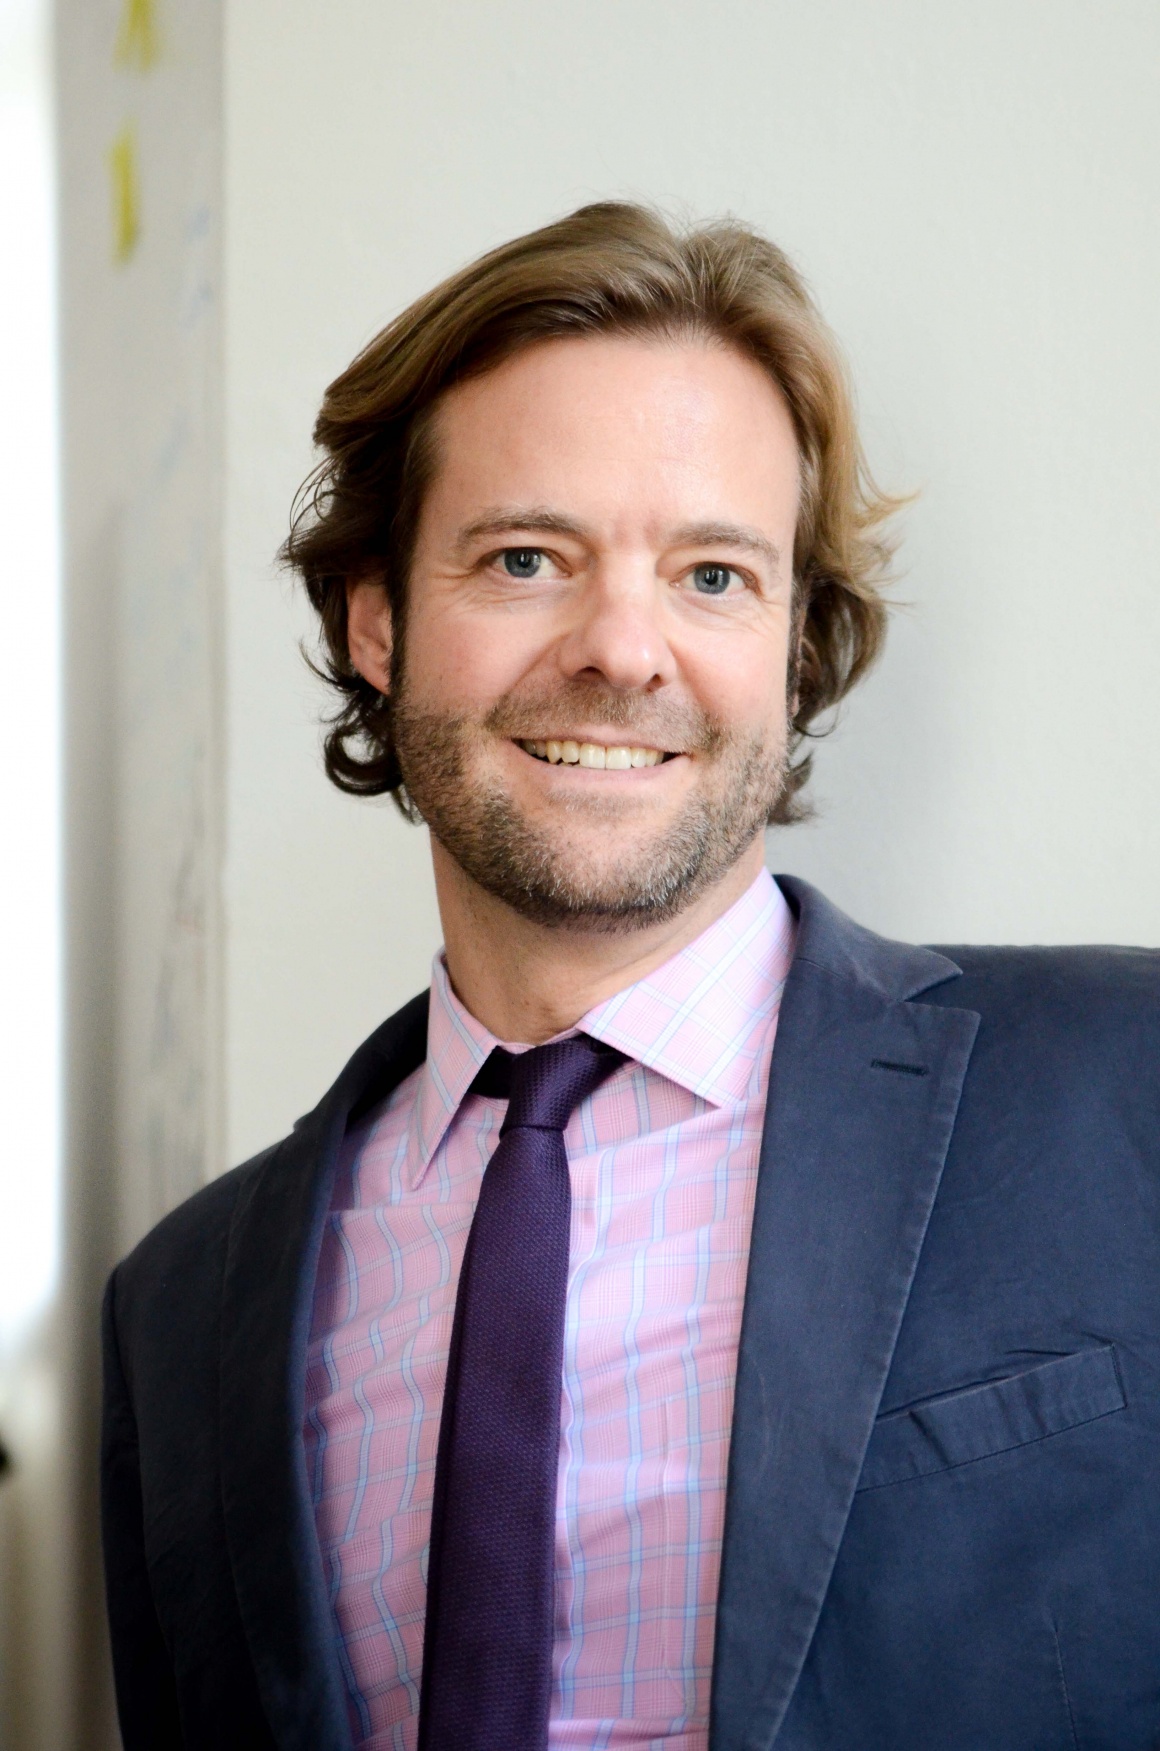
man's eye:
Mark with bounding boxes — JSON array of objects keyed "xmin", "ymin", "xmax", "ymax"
[
  {"xmin": 501, "ymin": 548, "xmax": 544, "ymax": 579},
  {"xmin": 689, "ymin": 563, "xmax": 741, "ymax": 596}
]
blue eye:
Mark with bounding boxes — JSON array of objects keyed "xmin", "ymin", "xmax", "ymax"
[
  {"xmin": 691, "ymin": 563, "xmax": 737, "ymax": 596},
  {"xmin": 502, "ymin": 548, "xmax": 543, "ymax": 578}
]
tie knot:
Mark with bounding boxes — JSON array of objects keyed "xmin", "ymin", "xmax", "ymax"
[{"xmin": 471, "ymin": 1034, "xmax": 625, "ymax": 1134}]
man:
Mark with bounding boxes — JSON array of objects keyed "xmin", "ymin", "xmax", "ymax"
[{"xmin": 101, "ymin": 204, "xmax": 1160, "ymax": 1750}]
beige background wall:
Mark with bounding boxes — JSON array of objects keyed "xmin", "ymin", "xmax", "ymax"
[{"xmin": 223, "ymin": 0, "xmax": 1160, "ymax": 1164}]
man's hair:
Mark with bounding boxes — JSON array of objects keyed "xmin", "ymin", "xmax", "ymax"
[{"xmin": 281, "ymin": 201, "xmax": 900, "ymax": 823}]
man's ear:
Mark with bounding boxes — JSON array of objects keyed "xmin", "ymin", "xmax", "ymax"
[{"xmin": 346, "ymin": 575, "xmax": 394, "ymax": 693}]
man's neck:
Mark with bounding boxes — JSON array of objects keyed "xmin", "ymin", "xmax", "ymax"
[{"xmin": 430, "ymin": 836, "xmax": 768, "ymax": 1044}]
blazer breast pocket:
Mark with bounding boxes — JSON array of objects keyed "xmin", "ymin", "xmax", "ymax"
[{"xmin": 856, "ymin": 1344, "xmax": 1125, "ymax": 1492}]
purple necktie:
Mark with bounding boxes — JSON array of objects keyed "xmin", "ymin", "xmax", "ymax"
[{"xmin": 417, "ymin": 1033, "xmax": 625, "ymax": 1751}]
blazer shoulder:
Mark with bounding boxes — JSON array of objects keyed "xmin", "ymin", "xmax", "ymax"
[
  {"xmin": 923, "ymin": 940, "xmax": 1160, "ymax": 1019},
  {"xmin": 918, "ymin": 941, "xmax": 1160, "ymax": 1113},
  {"xmin": 109, "ymin": 1141, "xmax": 285, "ymax": 1348}
]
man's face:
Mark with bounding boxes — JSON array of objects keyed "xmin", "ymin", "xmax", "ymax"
[{"xmin": 380, "ymin": 333, "xmax": 800, "ymax": 930}]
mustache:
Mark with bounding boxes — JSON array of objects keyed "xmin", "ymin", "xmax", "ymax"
[{"xmin": 480, "ymin": 680, "xmax": 727, "ymax": 755}]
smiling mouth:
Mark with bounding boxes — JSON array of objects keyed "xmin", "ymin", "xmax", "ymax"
[{"xmin": 519, "ymin": 739, "xmax": 675, "ymax": 769}]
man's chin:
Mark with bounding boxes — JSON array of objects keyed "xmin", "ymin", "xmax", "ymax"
[
  {"xmin": 465, "ymin": 868, "xmax": 712, "ymax": 936},
  {"xmin": 431, "ymin": 808, "xmax": 730, "ymax": 934}
]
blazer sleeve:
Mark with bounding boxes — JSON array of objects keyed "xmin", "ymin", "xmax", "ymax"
[{"xmin": 101, "ymin": 1269, "xmax": 184, "ymax": 1749}]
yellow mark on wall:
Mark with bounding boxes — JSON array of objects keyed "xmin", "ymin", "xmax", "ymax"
[
  {"xmin": 109, "ymin": 126, "xmax": 141, "ymax": 263},
  {"xmin": 115, "ymin": 0, "xmax": 161, "ymax": 71}
]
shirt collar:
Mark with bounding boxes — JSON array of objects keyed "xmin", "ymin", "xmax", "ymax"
[
  {"xmin": 411, "ymin": 868, "xmax": 796, "ymax": 1186},
  {"xmin": 582, "ymin": 867, "xmax": 795, "ymax": 1106},
  {"xmin": 412, "ymin": 956, "xmax": 498, "ymax": 1182}
]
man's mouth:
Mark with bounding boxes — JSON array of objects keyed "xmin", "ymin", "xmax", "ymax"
[{"xmin": 518, "ymin": 739, "xmax": 674, "ymax": 770}]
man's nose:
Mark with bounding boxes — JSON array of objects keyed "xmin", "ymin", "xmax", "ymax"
[{"xmin": 554, "ymin": 567, "xmax": 678, "ymax": 692}]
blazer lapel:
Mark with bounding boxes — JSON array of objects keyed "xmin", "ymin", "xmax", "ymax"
[
  {"xmin": 710, "ymin": 878, "xmax": 979, "ymax": 1751},
  {"xmin": 218, "ymin": 992, "xmax": 429, "ymax": 1750}
]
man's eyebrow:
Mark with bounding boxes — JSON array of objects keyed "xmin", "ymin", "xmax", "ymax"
[
  {"xmin": 454, "ymin": 508, "xmax": 594, "ymax": 551},
  {"xmin": 452, "ymin": 509, "xmax": 782, "ymax": 571},
  {"xmin": 668, "ymin": 521, "xmax": 782, "ymax": 570}
]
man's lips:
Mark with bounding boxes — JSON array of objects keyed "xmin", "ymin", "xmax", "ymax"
[{"xmin": 516, "ymin": 738, "xmax": 677, "ymax": 770}]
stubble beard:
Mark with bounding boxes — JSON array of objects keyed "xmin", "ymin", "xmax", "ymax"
[{"xmin": 391, "ymin": 677, "xmax": 790, "ymax": 934}]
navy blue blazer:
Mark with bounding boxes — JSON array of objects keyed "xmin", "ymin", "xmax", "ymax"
[{"xmin": 101, "ymin": 877, "xmax": 1160, "ymax": 1749}]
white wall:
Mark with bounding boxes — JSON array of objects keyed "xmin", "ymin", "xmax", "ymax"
[
  {"xmin": 54, "ymin": 0, "xmax": 223, "ymax": 1742},
  {"xmin": 0, "ymin": 6, "xmax": 63, "ymax": 1745},
  {"xmin": 223, "ymin": 0, "xmax": 1160, "ymax": 1165}
]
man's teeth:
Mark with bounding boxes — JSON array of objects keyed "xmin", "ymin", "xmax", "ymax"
[{"xmin": 521, "ymin": 740, "xmax": 666, "ymax": 769}]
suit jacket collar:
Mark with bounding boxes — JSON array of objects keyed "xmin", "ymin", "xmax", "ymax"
[
  {"xmin": 217, "ymin": 878, "xmax": 978, "ymax": 1750},
  {"xmin": 709, "ymin": 876, "xmax": 979, "ymax": 1749},
  {"xmin": 775, "ymin": 873, "xmax": 964, "ymax": 1003}
]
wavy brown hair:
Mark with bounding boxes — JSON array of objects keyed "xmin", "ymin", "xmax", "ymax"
[{"xmin": 281, "ymin": 201, "xmax": 901, "ymax": 823}]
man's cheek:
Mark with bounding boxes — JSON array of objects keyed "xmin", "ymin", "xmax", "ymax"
[{"xmin": 433, "ymin": 639, "xmax": 526, "ymax": 707}]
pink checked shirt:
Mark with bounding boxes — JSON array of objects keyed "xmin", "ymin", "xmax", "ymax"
[{"xmin": 305, "ymin": 869, "xmax": 796, "ymax": 1750}]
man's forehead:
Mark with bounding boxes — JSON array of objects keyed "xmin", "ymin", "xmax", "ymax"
[
  {"xmin": 436, "ymin": 330, "xmax": 794, "ymax": 427},
  {"xmin": 423, "ymin": 346, "xmax": 797, "ymax": 536}
]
